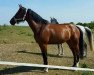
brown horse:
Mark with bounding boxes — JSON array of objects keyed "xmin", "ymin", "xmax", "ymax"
[
  {"xmin": 10, "ymin": 5, "xmax": 85, "ymax": 72},
  {"xmin": 50, "ymin": 17, "xmax": 94, "ymax": 57}
]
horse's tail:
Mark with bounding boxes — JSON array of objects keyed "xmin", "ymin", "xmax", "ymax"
[
  {"xmin": 78, "ymin": 28, "xmax": 84, "ymax": 59},
  {"xmin": 85, "ymin": 27, "xmax": 94, "ymax": 51}
]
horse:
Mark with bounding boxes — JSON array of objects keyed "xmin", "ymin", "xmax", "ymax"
[
  {"xmin": 10, "ymin": 5, "xmax": 93, "ymax": 72},
  {"xmin": 50, "ymin": 17, "xmax": 94, "ymax": 57},
  {"xmin": 50, "ymin": 17, "xmax": 64, "ymax": 56},
  {"xmin": 76, "ymin": 25, "xmax": 93, "ymax": 57}
]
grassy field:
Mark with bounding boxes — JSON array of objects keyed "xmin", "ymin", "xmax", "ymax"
[{"xmin": 0, "ymin": 25, "xmax": 94, "ymax": 75}]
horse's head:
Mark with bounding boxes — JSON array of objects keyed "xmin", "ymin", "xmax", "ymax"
[
  {"xmin": 10, "ymin": 5, "xmax": 26, "ymax": 25},
  {"xmin": 50, "ymin": 17, "xmax": 59, "ymax": 24}
]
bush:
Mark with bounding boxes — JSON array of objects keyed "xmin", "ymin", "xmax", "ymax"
[
  {"xmin": 76, "ymin": 21, "xmax": 94, "ymax": 29},
  {"xmin": 82, "ymin": 71, "xmax": 91, "ymax": 75},
  {"xmin": 81, "ymin": 63, "xmax": 88, "ymax": 68}
]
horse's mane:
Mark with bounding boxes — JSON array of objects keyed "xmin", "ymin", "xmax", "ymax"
[{"xmin": 27, "ymin": 9, "xmax": 49, "ymax": 25}]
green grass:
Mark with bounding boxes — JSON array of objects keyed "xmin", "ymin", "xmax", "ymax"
[
  {"xmin": 0, "ymin": 25, "xmax": 35, "ymax": 44},
  {"xmin": 82, "ymin": 71, "xmax": 93, "ymax": 75}
]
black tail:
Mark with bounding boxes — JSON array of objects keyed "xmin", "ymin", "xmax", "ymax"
[{"xmin": 78, "ymin": 27, "xmax": 84, "ymax": 59}]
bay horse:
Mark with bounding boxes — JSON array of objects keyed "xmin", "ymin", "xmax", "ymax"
[
  {"xmin": 10, "ymin": 5, "xmax": 93, "ymax": 72},
  {"xmin": 50, "ymin": 17, "xmax": 64, "ymax": 56},
  {"xmin": 50, "ymin": 17, "xmax": 94, "ymax": 57}
]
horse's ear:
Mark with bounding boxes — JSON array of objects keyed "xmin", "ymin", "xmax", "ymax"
[
  {"xmin": 50, "ymin": 17, "xmax": 52, "ymax": 19},
  {"xmin": 19, "ymin": 4, "xmax": 22, "ymax": 8}
]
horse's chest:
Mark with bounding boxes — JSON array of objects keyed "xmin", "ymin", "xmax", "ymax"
[{"xmin": 34, "ymin": 32, "xmax": 49, "ymax": 43}]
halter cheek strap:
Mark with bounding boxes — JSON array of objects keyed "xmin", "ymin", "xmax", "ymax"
[
  {"xmin": 14, "ymin": 9, "xmax": 27, "ymax": 23},
  {"xmin": 23, "ymin": 9, "xmax": 27, "ymax": 20}
]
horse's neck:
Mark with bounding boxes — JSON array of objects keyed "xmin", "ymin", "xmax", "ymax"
[{"xmin": 26, "ymin": 18, "xmax": 42, "ymax": 35}]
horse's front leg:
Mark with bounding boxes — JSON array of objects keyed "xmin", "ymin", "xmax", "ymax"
[
  {"xmin": 57, "ymin": 44, "xmax": 60, "ymax": 56},
  {"xmin": 39, "ymin": 43, "xmax": 48, "ymax": 72}
]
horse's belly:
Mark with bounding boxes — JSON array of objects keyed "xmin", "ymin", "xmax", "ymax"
[
  {"xmin": 48, "ymin": 41, "xmax": 65, "ymax": 44},
  {"xmin": 48, "ymin": 33, "xmax": 69, "ymax": 44},
  {"xmin": 48, "ymin": 38, "xmax": 65, "ymax": 44}
]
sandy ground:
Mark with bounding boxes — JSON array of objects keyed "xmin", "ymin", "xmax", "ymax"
[{"xmin": 0, "ymin": 43, "xmax": 94, "ymax": 75}]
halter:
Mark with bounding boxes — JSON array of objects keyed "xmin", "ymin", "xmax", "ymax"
[{"xmin": 14, "ymin": 9, "xmax": 27, "ymax": 23}]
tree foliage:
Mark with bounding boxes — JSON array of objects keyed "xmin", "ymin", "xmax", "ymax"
[{"xmin": 76, "ymin": 21, "xmax": 94, "ymax": 29}]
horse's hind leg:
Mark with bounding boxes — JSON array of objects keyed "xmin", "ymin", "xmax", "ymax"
[
  {"xmin": 67, "ymin": 40, "xmax": 80, "ymax": 67},
  {"xmin": 57, "ymin": 44, "xmax": 64, "ymax": 56},
  {"xmin": 72, "ymin": 49, "xmax": 79, "ymax": 67},
  {"xmin": 83, "ymin": 41, "xmax": 87, "ymax": 57},
  {"xmin": 76, "ymin": 51, "xmax": 80, "ymax": 67},
  {"xmin": 61, "ymin": 44, "xmax": 64, "ymax": 55}
]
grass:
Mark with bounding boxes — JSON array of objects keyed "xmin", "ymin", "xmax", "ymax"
[
  {"xmin": 0, "ymin": 25, "xmax": 94, "ymax": 75},
  {"xmin": 0, "ymin": 26, "xmax": 35, "ymax": 44}
]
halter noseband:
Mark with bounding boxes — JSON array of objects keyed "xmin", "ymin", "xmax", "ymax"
[{"xmin": 14, "ymin": 9, "xmax": 27, "ymax": 23}]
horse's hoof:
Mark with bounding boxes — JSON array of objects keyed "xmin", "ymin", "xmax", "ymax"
[
  {"xmin": 83, "ymin": 54, "xmax": 87, "ymax": 57},
  {"xmin": 72, "ymin": 62, "xmax": 79, "ymax": 71},
  {"xmin": 72, "ymin": 63, "xmax": 79, "ymax": 67},
  {"xmin": 58, "ymin": 54, "xmax": 63, "ymax": 56},
  {"xmin": 44, "ymin": 68, "xmax": 48, "ymax": 72},
  {"xmin": 76, "ymin": 62, "xmax": 79, "ymax": 67}
]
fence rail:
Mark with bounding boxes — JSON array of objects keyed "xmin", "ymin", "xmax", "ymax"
[{"xmin": 0, "ymin": 61, "xmax": 94, "ymax": 72}]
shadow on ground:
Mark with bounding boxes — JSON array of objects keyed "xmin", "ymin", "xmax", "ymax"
[
  {"xmin": 0, "ymin": 50, "xmax": 73, "ymax": 74},
  {"xmin": 17, "ymin": 50, "xmax": 73, "ymax": 59},
  {"xmin": 0, "ymin": 66, "xmax": 45, "ymax": 75}
]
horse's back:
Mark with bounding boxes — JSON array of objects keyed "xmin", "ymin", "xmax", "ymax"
[
  {"xmin": 41, "ymin": 23, "xmax": 80, "ymax": 44},
  {"xmin": 46, "ymin": 23, "xmax": 80, "ymax": 37}
]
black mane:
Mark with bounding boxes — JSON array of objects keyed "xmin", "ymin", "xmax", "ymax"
[{"xmin": 27, "ymin": 9, "xmax": 49, "ymax": 25}]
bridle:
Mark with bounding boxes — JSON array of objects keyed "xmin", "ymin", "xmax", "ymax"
[{"xmin": 13, "ymin": 9, "xmax": 27, "ymax": 23}]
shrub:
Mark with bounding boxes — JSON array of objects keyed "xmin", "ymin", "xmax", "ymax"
[
  {"xmin": 82, "ymin": 71, "xmax": 91, "ymax": 75},
  {"xmin": 76, "ymin": 21, "xmax": 94, "ymax": 29},
  {"xmin": 81, "ymin": 63, "xmax": 88, "ymax": 68}
]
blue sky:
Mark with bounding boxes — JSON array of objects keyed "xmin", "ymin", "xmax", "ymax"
[{"xmin": 0, "ymin": 0, "xmax": 94, "ymax": 25}]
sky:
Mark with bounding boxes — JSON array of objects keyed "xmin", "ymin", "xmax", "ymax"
[{"xmin": 0, "ymin": 0, "xmax": 94, "ymax": 25}]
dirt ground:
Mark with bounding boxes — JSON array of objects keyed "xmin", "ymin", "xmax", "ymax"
[{"xmin": 0, "ymin": 43, "xmax": 94, "ymax": 75}]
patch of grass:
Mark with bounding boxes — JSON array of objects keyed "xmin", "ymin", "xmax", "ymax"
[
  {"xmin": 26, "ymin": 32, "xmax": 32, "ymax": 36},
  {"xmin": 2, "ymin": 39, "xmax": 9, "ymax": 44},
  {"xmin": 81, "ymin": 63, "xmax": 88, "ymax": 68},
  {"xmin": 82, "ymin": 71, "xmax": 93, "ymax": 75},
  {"xmin": 17, "ymin": 31, "xmax": 27, "ymax": 35},
  {"xmin": 81, "ymin": 63, "xmax": 94, "ymax": 75},
  {"xmin": 0, "ymin": 25, "xmax": 7, "ymax": 31},
  {"xmin": 0, "ymin": 25, "xmax": 34, "ymax": 44}
]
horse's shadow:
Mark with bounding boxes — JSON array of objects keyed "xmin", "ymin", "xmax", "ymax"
[
  {"xmin": 17, "ymin": 50, "xmax": 73, "ymax": 58},
  {"xmin": 0, "ymin": 65, "xmax": 71, "ymax": 75}
]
